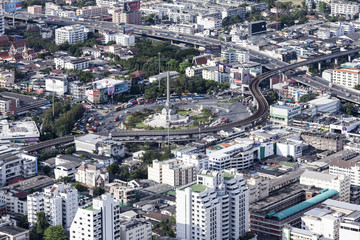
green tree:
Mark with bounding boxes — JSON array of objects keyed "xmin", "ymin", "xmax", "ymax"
[
  {"xmin": 34, "ymin": 212, "xmax": 49, "ymax": 239},
  {"xmin": 319, "ymin": 2, "xmax": 330, "ymax": 13},
  {"xmin": 44, "ymin": 225, "xmax": 67, "ymax": 240},
  {"xmin": 354, "ymin": 85, "xmax": 360, "ymax": 90},
  {"xmin": 65, "ymin": 146, "xmax": 76, "ymax": 154},
  {"xmin": 32, "ymin": 114, "xmax": 39, "ymax": 123},
  {"xmin": 107, "ymin": 163, "xmax": 120, "ymax": 175},
  {"xmin": 344, "ymin": 102, "xmax": 354, "ymax": 116},
  {"xmin": 300, "ymin": 93, "xmax": 318, "ymax": 102},
  {"xmin": 71, "ymin": 183, "xmax": 88, "ymax": 192},
  {"xmin": 265, "ymin": 91, "xmax": 279, "ymax": 105},
  {"xmin": 167, "ymin": 59, "xmax": 179, "ymax": 71},
  {"xmin": 43, "ymin": 166, "xmax": 52, "ymax": 176},
  {"xmin": 93, "ymin": 187, "xmax": 105, "ymax": 196},
  {"xmin": 18, "ymin": 215, "xmax": 29, "ymax": 229},
  {"xmin": 119, "ymin": 165, "xmax": 130, "ymax": 181},
  {"xmin": 179, "ymin": 62, "xmax": 191, "ymax": 74}
]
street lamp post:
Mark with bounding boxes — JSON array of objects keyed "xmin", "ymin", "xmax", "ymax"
[{"xmin": 158, "ymin": 52, "xmax": 161, "ymax": 89}]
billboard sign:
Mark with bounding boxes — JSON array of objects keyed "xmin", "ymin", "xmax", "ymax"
[
  {"xmin": 218, "ymin": 63, "xmax": 232, "ymax": 73},
  {"xmin": 108, "ymin": 86, "xmax": 114, "ymax": 96},
  {"xmin": 249, "ymin": 21, "xmax": 267, "ymax": 36},
  {"xmin": 204, "ymin": 45, "xmax": 221, "ymax": 54},
  {"xmin": 6, "ymin": 2, "xmax": 22, "ymax": 13},
  {"xmin": 124, "ymin": 1, "xmax": 140, "ymax": 12}
]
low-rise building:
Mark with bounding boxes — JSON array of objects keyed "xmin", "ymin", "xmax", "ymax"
[
  {"xmin": 0, "ymin": 225, "xmax": 29, "ymax": 240},
  {"xmin": 148, "ymin": 159, "xmax": 196, "ymax": 187},
  {"xmin": 105, "ymin": 180, "xmax": 135, "ymax": 204},
  {"xmin": 27, "ymin": 5, "xmax": 42, "ymax": 14},
  {"xmin": 74, "ymin": 134, "xmax": 125, "ymax": 158},
  {"xmin": 0, "ymin": 176, "xmax": 54, "ymax": 216},
  {"xmin": 55, "ymin": 24, "xmax": 87, "ymax": 45},
  {"xmin": 120, "ymin": 220, "xmax": 152, "ymax": 240},
  {"xmin": 76, "ymin": 6, "xmax": 109, "ymax": 17},
  {"xmin": 301, "ymin": 132, "xmax": 343, "ymax": 152},
  {"xmin": 0, "ymin": 153, "xmax": 37, "ymax": 187},
  {"xmin": 207, "ymin": 138, "xmax": 257, "ymax": 171},
  {"xmin": 197, "ymin": 16, "xmax": 222, "ymax": 29},
  {"xmin": 270, "ymin": 102, "xmax": 302, "ymax": 125},
  {"xmin": 53, "ymin": 155, "xmax": 83, "ymax": 180},
  {"xmin": 54, "ymin": 57, "xmax": 90, "ymax": 70},
  {"xmin": 75, "ymin": 162, "xmax": 109, "ymax": 188},
  {"xmin": 45, "ymin": 74, "xmax": 68, "ymax": 96},
  {"xmin": 300, "ymin": 170, "xmax": 350, "ymax": 202}
]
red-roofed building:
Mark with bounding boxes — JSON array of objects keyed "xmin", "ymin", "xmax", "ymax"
[{"xmin": 7, "ymin": 177, "xmax": 24, "ymax": 185}]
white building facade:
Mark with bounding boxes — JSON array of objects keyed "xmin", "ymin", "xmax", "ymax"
[
  {"xmin": 70, "ymin": 194, "xmax": 121, "ymax": 240},
  {"xmin": 55, "ymin": 24, "xmax": 88, "ymax": 45},
  {"xmin": 27, "ymin": 183, "xmax": 78, "ymax": 228},
  {"xmin": 176, "ymin": 169, "xmax": 249, "ymax": 240}
]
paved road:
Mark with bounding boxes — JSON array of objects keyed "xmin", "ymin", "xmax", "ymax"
[
  {"xmin": 7, "ymin": 12, "xmax": 288, "ymax": 68},
  {"xmin": 86, "ymin": 96, "xmax": 250, "ymax": 132}
]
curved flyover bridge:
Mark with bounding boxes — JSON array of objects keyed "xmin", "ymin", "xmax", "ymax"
[{"xmin": 24, "ymin": 47, "xmax": 360, "ymax": 152}]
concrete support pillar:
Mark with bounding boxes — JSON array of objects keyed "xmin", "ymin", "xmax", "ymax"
[
  {"xmin": 348, "ymin": 54, "xmax": 352, "ymax": 62},
  {"xmin": 270, "ymin": 77, "xmax": 273, "ymax": 89},
  {"xmin": 318, "ymin": 62, "xmax": 321, "ymax": 71},
  {"xmin": 335, "ymin": 57, "xmax": 338, "ymax": 65}
]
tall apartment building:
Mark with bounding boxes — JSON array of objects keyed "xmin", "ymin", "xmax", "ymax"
[
  {"xmin": 176, "ymin": 169, "xmax": 249, "ymax": 240},
  {"xmin": 148, "ymin": 159, "xmax": 196, "ymax": 187},
  {"xmin": 331, "ymin": 2, "xmax": 360, "ymax": 16},
  {"xmin": 0, "ymin": 153, "xmax": 37, "ymax": 187},
  {"xmin": 55, "ymin": 24, "xmax": 87, "ymax": 45},
  {"xmin": 27, "ymin": 183, "xmax": 78, "ymax": 228},
  {"xmin": 300, "ymin": 170, "xmax": 350, "ymax": 202},
  {"xmin": 70, "ymin": 194, "xmax": 121, "ymax": 240},
  {"xmin": 0, "ymin": 5, "xmax": 4, "ymax": 36}
]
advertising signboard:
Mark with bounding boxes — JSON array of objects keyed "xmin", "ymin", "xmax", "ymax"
[
  {"xmin": 123, "ymin": 1, "xmax": 140, "ymax": 12},
  {"xmin": 204, "ymin": 45, "xmax": 221, "ymax": 54},
  {"xmin": 6, "ymin": 2, "xmax": 22, "ymax": 13}
]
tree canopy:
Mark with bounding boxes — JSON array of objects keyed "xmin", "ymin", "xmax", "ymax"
[{"xmin": 43, "ymin": 225, "xmax": 67, "ymax": 240}]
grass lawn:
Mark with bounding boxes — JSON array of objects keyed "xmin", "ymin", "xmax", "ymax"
[
  {"xmin": 277, "ymin": 0, "xmax": 303, "ymax": 6},
  {"xmin": 177, "ymin": 110, "xmax": 191, "ymax": 116}
]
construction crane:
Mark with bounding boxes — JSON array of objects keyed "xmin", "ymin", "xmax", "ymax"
[{"xmin": 272, "ymin": 5, "xmax": 279, "ymax": 31}]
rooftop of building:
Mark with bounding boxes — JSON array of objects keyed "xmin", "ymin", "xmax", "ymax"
[
  {"xmin": 307, "ymin": 96, "xmax": 339, "ymax": 106},
  {"xmin": 0, "ymin": 120, "xmax": 40, "ymax": 140},
  {"xmin": 301, "ymin": 170, "xmax": 340, "ymax": 181},
  {"xmin": 0, "ymin": 225, "xmax": 28, "ymax": 235},
  {"xmin": 268, "ymin": 189, "xmax": 338, "ymax": 221},
  {"xmin": 1, "ymin": 175, "xmax": 54, "ymax": 193},
  {"xmin": 188, "ymin": 183, "xmax": 208, "ymax": 193},
  {"xmin": 75, "ymin": 134, "xmax": 106, "ymax": 144}
]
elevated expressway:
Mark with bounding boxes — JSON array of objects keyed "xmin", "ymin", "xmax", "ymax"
[{"xmin": 22, "ymin": 47, "xmax": 360, "ymax": 152}]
